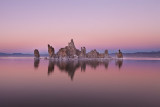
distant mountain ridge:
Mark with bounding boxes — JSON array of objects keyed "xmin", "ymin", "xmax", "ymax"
[
  {"xmin": 110, "ymin": 51, "xmax": 160, "ymax": 58},
  {"xmin": 0, "ymin": 52, "xmax": 33, "ymax": 57},
  {"xmin": 0, "ymin": 53, "xmax": 48, "ymax": 57},
  {"xmin": 0, "ymin": 51, "xmax": 160, "ymax": 57},
  {"xmin": 123, "ymin": 51, "xmax": 160, "ymax": 58}
]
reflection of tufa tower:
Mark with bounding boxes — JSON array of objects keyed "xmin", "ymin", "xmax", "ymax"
[{"xmin": 34, "ymin": 59, "xmax": 40, "ymax": 68}]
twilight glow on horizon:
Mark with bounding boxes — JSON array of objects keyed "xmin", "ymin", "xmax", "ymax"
[{"xmin": 0, "ymin": 0, "xmax": 160, "ymax": 53}]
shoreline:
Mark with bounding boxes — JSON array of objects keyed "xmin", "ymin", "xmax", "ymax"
[{"xmin": 0, "ymin": 56, "xmax": 160, "ymax": 61}]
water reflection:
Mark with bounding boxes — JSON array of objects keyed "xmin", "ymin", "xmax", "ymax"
[
  {"xmin": 48, "ymin": 61, "xmax": 54, "ymax": 75},
  {"xmin": 34, "ymin": 59, "xmax": 123, "ymax": 80},
  {"xmin": 1, "ymin": 58, "xmax": 160, "ymax": 107},
  {"xmin": 34, "ymin": 59, "xmax": 40, "ymax": 68},
  {"xmin": 57, "ymin": 61, "xmax": 79, "ymax": 80},
  {"xmin": 115, "ymin": 59, "xmax": 123, "ymax": 69},
  {"xmin": 48, "ymin": 60, "xmax": 111, "ymax": 80}
]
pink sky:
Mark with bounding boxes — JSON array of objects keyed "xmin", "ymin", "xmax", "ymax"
[{"xmin": 0, "ymin": 0, "xmax": 160, "ymax": 53}]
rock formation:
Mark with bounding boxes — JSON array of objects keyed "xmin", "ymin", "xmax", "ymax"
[
  {"xmin": 95, "ymin": 50, "xmax": 109, "ymax": 58},
  {"xmin": 87, "ymin": 49, "xmax": 99, "ymax": 58},
  {"xmin": 56, "ymin": 39, "xmax": 80, "ymax": 59},
  {"xmin": 98, "ymin": 53, "xmax": 105, "ymax": 58},
  {"xmin": 67, "ymin": 39, "xmax": 77, "ymax": 58},
  {"xmin": 104, "ymin": 50, "xmax": 108, "ymax": 55},
  {"xmin": 48, "ymin": 44, "xmax": 55, "ymax": 58},
  {"xmin": 34, "ymin": 49, "xmax": 40, "ymax": 58},
  {"xmin": 68, "ymin": 39, "xmax": 76, "ymax": 49},
  {"xmin": 45, "ymin": 39, "xmax": 119, "ymax": 59},
  {"xmin": 79, "ymin": 47, "xmax": 86, "ymax": 58},
  {"xmin": 116, "ymin": 49, "xmax": 123, "ymax": 58},
  {"xmin": 57, "ymin": 48, "xmax": 68, "ymax": 59},
  {"xmin": 104, "ymin": 49, "xmax": 109, "ymax": 58}
]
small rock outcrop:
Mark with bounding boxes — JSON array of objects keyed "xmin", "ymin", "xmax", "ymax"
[
  {"xmin": 97, "ymin": 50, "xmax": 109, "ymax": 58},
  {"xmin": 116, "ymin": 49, "xmax": 123, "ymax": 58},
  {"xmin": 87, "ymin": 49, "xmax": 99, "ymax": 58},
  {"xmin": 57, "ymin": 48, "xmax": 68, "ymax": 59},
  {"xmin": 56, "ymin": 39, "xmax": 80, "ymax": 59},
  {"xmin": 98, "ymin": 53, "xmax": 105, "ymax": 58},
  {"xmin": 67, "ymin": 39, "xmax": 77, "ymax": 58},
  {"xmin": 79, "ymin": 47, "xmax": 86, "ymax": 58},
  {"xmin": 48, "ymin": 44, "xmax": 55, "ymax": 58},
  {"xmin": 104, "ymin": 49, "xmax": 109, "ymax": 58},
  {"xmin": 34, "ymin": 49, "xmax": 40, "ymax": 58}
]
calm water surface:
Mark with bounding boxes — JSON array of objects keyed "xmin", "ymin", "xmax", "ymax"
[{"xmin": 0, "ymin": 57, "xmax": 160, "ymax": 107}]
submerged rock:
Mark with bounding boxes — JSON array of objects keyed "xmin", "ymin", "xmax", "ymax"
[
  {"xmin": 48, "ymin": 44, "xmax": 55, "ymax": 58},
  {"xmin": 116, "ymin": 49, "xmax": 123, "ymax": 58},
  {"xmin": 34, "ymin": 49, "xmax": 40, "ymax": 58}
]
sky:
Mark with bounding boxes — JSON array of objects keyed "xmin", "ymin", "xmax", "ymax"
[{"xmin": 0, "ymin": 0, "xmax": 160, "ymax": 53}]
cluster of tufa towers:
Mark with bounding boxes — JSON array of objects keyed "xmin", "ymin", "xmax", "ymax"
[{"xmin": 34, "ymin": 39, "xmax": 123, "ymax": 59}]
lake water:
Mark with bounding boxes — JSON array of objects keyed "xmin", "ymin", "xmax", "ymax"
[{"xmin": 0, "ymin": 57, "xmax": 160, "ymax": 107}]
